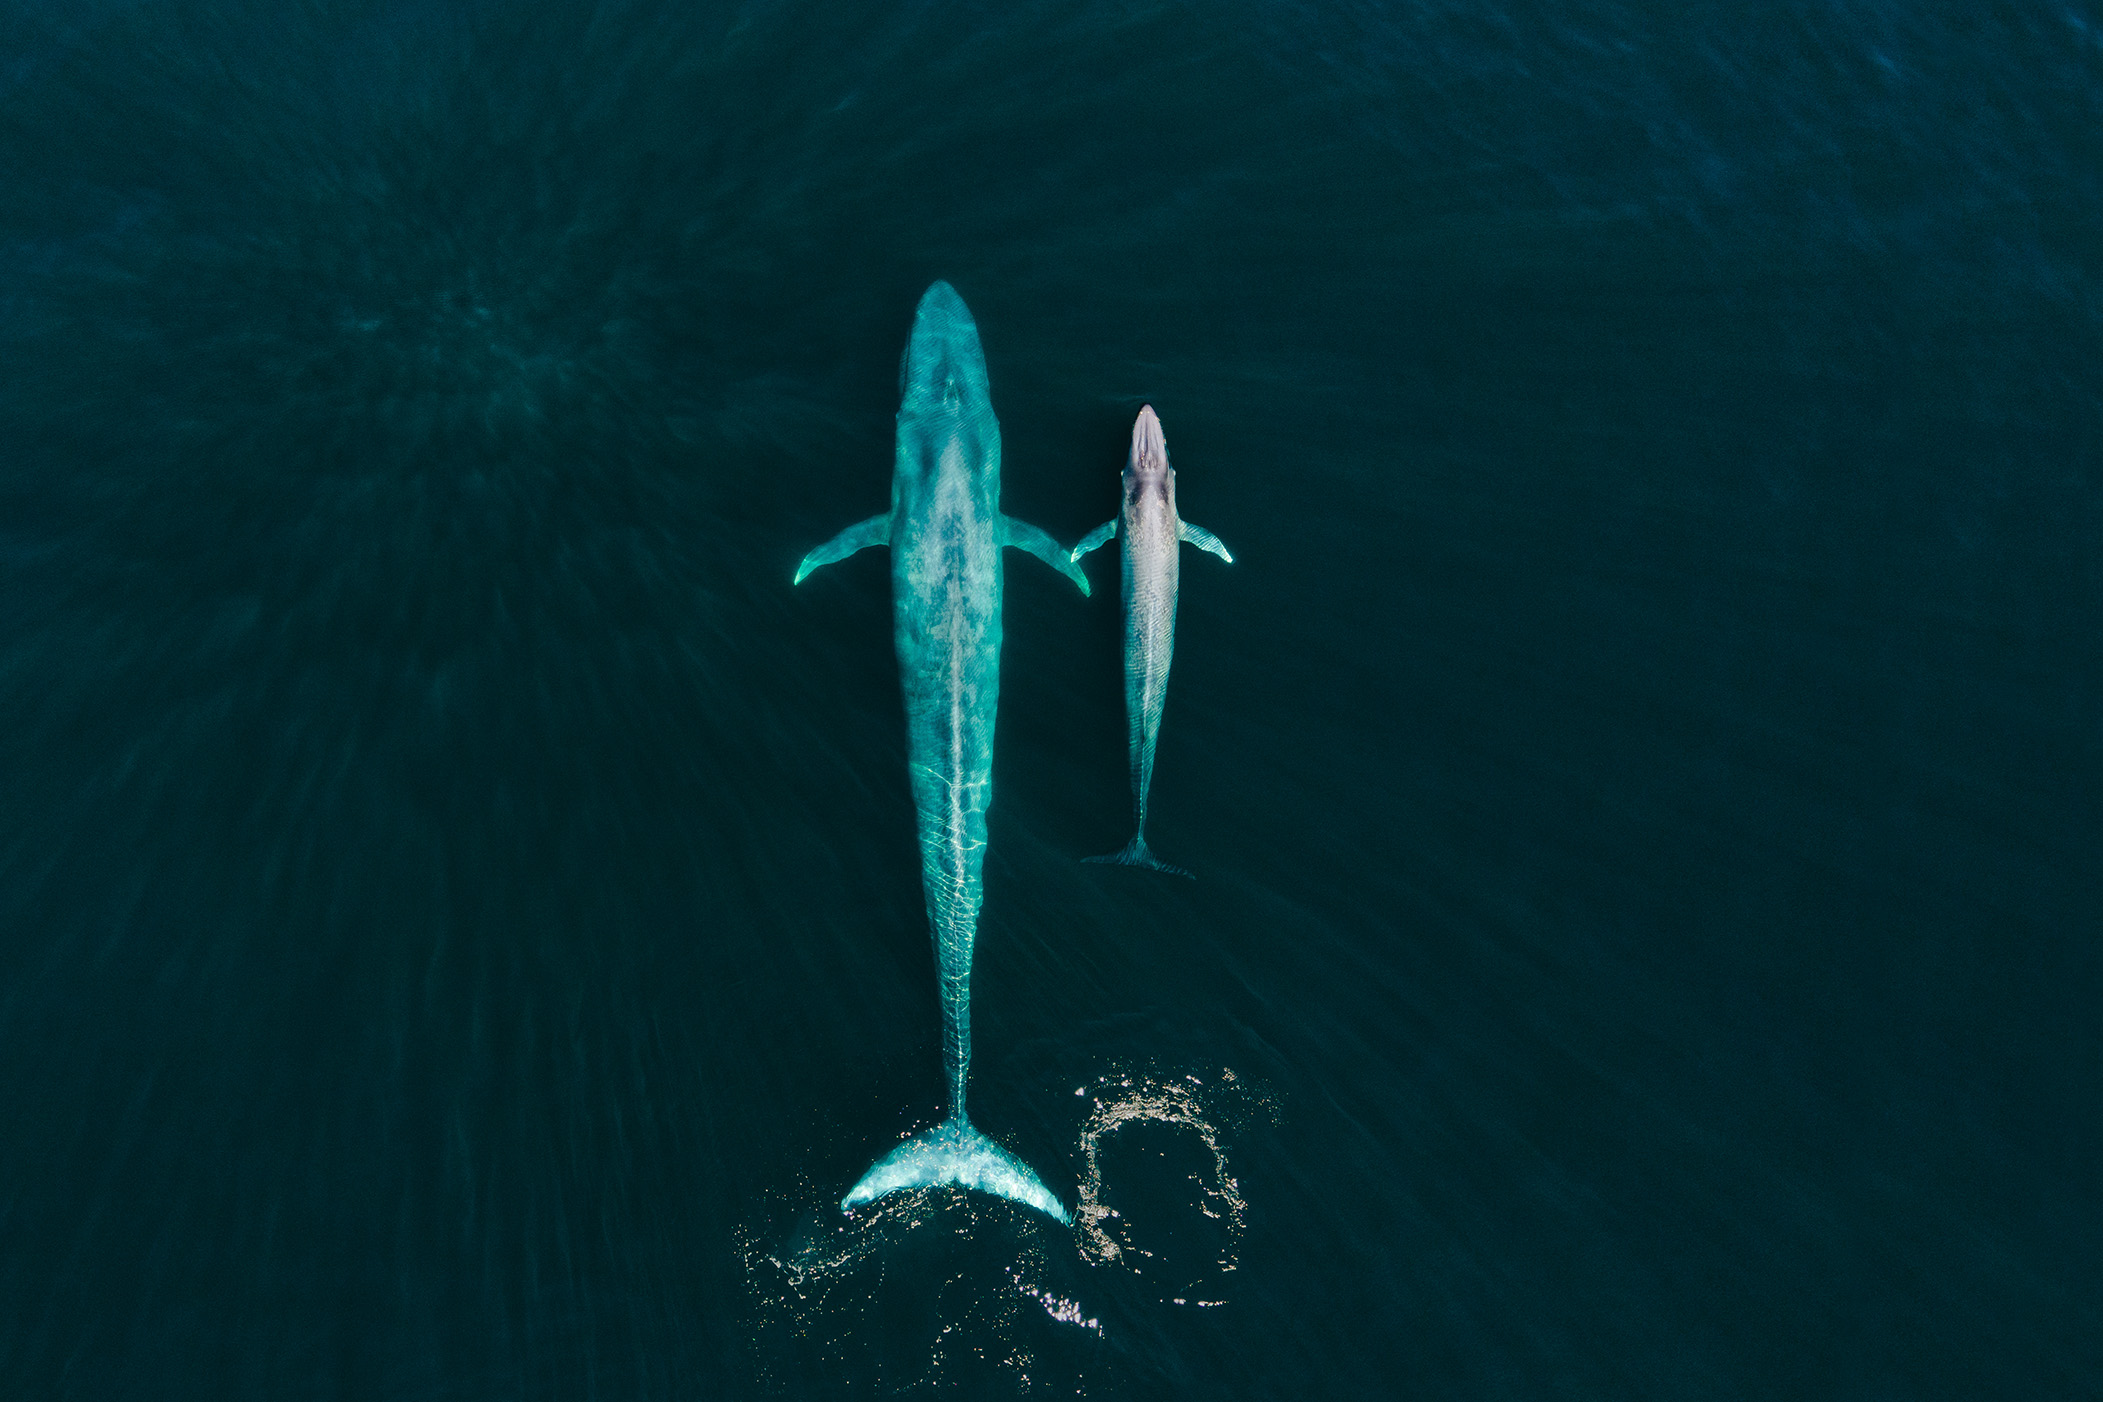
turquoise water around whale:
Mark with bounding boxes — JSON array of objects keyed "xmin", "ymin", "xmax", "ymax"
[{"xmin": 1, "ymin": 1, "xmax": 2098, "ymax": 1396}]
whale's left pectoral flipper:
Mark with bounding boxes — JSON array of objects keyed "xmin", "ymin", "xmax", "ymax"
[
  {"xmin": 1069, "ymin": 519, "xmax": 1117, "ymax": 563},
  {"xmin": 794, "ymin": 512, "xmax": 893, "ymax": 584},
  {"xmin": 1000, "ymin": 516, "xmax": 1091, "ymax": 596},
  {"xmin": 1178, "ymin": 521, "xmax": 1234, "ymax": 564}
]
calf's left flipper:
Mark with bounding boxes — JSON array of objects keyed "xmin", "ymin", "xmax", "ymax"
[{"xmin": 1178, "ymin": 521, "xmax": 1234, "ymax": 564}]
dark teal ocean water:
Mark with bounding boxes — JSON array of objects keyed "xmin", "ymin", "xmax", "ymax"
[{"xmin": 2, "ymin": 1, "xmax": 2098, "ymax": 1396}]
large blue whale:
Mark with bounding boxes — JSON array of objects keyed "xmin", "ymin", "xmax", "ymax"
[{"xmin": 795, "ymin": 281, "xmax": 1086, "ymax": 1224}]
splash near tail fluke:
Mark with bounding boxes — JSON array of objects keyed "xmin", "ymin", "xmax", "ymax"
[
  {"xmin": 1083, "ymin": 835, "xmax": 1194, "ymax": 879},
  {"xmin": 841, "ymin": 1118, "xmax": 1071, "ymax": 1225}
]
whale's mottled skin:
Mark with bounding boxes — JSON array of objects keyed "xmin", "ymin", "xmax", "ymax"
[
  {"xmin": 795, "ymin": 282, "xmax": 1086, "ymax": 1224},
  {"xmin": 1070, "ymin": 405, "xmax": 1232, "ymax": 877}
]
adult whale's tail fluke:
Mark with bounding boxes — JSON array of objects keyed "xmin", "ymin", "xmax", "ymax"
[
  {"xmin": 1084, "ymin": 833, "xmax": 1194, "ymax": 880},
  {"xmin": 842, "ymin": 1117, "xmax": 1071, "ymax": 1224}
]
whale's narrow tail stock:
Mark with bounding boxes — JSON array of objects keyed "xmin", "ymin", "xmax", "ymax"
[
  {"xmin": 841, "ymin": 1117, "xmax": 1071, "ymax": 1224},
  {"xmin": 1083, "ymin": 833, "xmax": 1194, "ymax": 879}
]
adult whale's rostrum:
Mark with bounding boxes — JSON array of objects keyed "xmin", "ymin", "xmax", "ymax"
[
  {"xmin": 1071, "ymin": 405, "xmax": 1233, "ymax": 877},
  {"xmin": 795, "ymin": 281, "xmax": 1087, "ymax": 1224}
]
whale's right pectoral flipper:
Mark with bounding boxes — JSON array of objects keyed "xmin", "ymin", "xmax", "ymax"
[
  {"xmin": 1178, "ymin": 521, "xmax": 1234, "ymax": 564},
  {"xmin": 1069, "ymin": 519, "xmax": 1117, "ymax": 563},
  {"xmin": 794, "ymin": 512, "xmax": 893, "ymax": 584},
  {"xmin": 999, "ymin": 516, "xmax": 1091, "ymax": 596}
]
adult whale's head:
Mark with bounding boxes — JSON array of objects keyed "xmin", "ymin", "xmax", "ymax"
[
  {"xmin": 898, "ymin": 282, "xmax": 993, "ymax": 423},
  {"xmin": 895, "ymin": 281, "xmax": 999, "ymax": 509},
  {"xmin": 1126, "ymin": 404, "xmax": 1172, "ymax": 504}
]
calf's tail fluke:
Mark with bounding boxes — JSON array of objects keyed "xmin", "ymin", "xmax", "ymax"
[{"xmin": 1083, "ymin": 833, "xmax": 1194, "ymax": 879}]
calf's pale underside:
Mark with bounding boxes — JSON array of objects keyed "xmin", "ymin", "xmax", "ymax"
[{"xmin": 1070, "ymin": 405, "xmax": 1232, "ymax": 878}]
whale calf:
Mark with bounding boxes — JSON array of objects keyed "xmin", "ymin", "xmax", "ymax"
[
  {"xmin": 796, "ymin": 281, "xmax": 1086, "ymax": 1224},
  {"xmin": 1070, "ymin": 405, "xmax": 1232, "ymax": 877}
]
